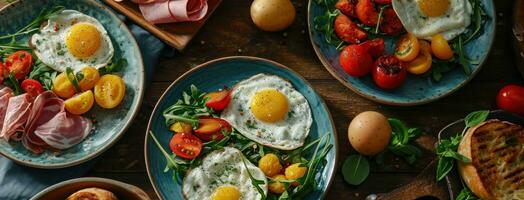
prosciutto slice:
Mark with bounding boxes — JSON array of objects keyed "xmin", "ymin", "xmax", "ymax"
[
  {"xmin": 0, "ymin": 87, "xmax": 13, "ymax": 131},
  {"xmin": 139, "ymin": 0, "xmax": 208, "ymax": 24},
  {"xmin": 34, "ymin": 111, "xmax": 92, "ymax": 150},
  {"xmin": 0, "ymin": 93, "xmax": 31, "ymax": 141}
]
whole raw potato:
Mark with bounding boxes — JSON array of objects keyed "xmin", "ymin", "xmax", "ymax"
[
  {"xmin": 250, "ymin": 0, "xmax": 296, "ymax": 32},
  {"xmin": 347, "ymin": 111, "xmax": 392, "ymax": 156}
]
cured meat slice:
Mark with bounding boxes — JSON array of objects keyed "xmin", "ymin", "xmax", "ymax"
[
  {"xmin": 0, "ymin": 87, "xmax": 13, "ymax": 131},
  {"xmin": 34, "ymin": 111, "xmax": 93, "ymax": 150},
  {"xmin": 139, "ymin": 0, "xmax": 208, "ymax": 24},
  {"xmin": 0, "ymin": 93, "xmax": 31, "ymax": 141}
]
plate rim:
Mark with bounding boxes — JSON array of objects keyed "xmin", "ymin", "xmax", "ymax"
[
  {"xmin": 0, "ymin": 0, "xmax": 146, "ymax": 169},
  {"xmin": 144, "ymin": 56, "xmax": 339, "ymax": 200},
  {"xmin": 306, "ymin": 0, "xmax": 497, "ymax": 106}
]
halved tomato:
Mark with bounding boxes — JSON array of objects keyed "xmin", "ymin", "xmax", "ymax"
[
  {"xmin": 406, "ymin": 40, "xmax": 432, "ymax": 75},
  {"xmin": 169, "ymin": 132, "xmax": 203, "ymax": 160},
  {"xmin": 395, "ymin": 33, "xmax": 420, "ymax": 62},
  {"xmin": 356, "ymin": 0, "xmax": 379, "ymax": 26},
  {"xmin": 194, "ymin": 118, "xmax": 232, "ymax": 141},
  {"xmin": 431, "ymin": 34, "xmax": 454, "ymax": 60},
  {"xmin": 5, "ymin": 51, "xmax": 32, "ymax": 80},
  {"xmin": 359, "ymin": 38, "xmax": 385, "ymax": 58},
  {"xmin": 0, "ymin": 62, "xmax": 8, "ymax": 84},
  {"xmin": 335, "ymin": 0, "xmax": 357, "ymax": 18},
  {"xmin": 21, "ymin": 79, "xmax": 44, "ymax": 97},
  {"xmin": 334, "ymin": 14, "xmax": 368, "ymax": 44},
  {"xmin": 64, "ymin": 90, "xmax": 95, "ymax": 115},
  {"xmin": 94, "ymin": 74, "xmax": 126, "ymax": 109},
  {"xmin": 204, "ymin": 89, "xmax": 231, "ymax": 111},
  {"xmin": 380, "ymin": 8, "xmax": 403, "ymax": 36}
]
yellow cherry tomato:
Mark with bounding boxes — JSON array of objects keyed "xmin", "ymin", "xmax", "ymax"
[
  {"xmin": 431, "ymin": 34, "xmax": 454, "ymax": 60},
  {"xmin": 170, "ymin": 122, "xmax": 192, "ymax": 133},
  {"xmin": 94, "ymin": 74, "xmax": 126, "ymax": 109},
  {"xmin": 258, "ymin": 153, "xmax": 283, "ymax": 177},
  {"xmin": 285, "ymin": 163, "xmax": 307, "ymax": 186},
  {"xmin": 52, "ymin": 72, "xmax": 76, "ymax": 99},
  {"xmin": 269, "ymin": 174, "xmax": 287, "ymax": 194},
  {"xmin": 406, "ymin": 40, "xmax": 433, "ymax": 75},
  {"xmin": 64, "ymin": 90, "xmax": 94, "ymax": 115},
  {"xmin": 78, "ymin": 66, "xmax": 100, "ymax": 91},
  {"xmin": 395, "ymin": 33, "xmax": 420, "ymax": 62}
]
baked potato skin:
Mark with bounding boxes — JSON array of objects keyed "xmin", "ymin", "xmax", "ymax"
[{"xmin": 66, "ymin": 187, "xmax": 118, "ymax": 200}]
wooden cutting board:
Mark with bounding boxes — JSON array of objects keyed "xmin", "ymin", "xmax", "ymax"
[
  {"xmin": 512, "ymin": 0, "xmax": 524, "ymax": 79},
  {"xmin": 103, "ymin": 0, "xmax": 222, "ymax": 51}
]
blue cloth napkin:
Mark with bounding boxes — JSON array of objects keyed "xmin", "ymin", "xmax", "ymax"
[{"xmin": 0, "ymin": 20, "xmax": 165, "ymax": 200}]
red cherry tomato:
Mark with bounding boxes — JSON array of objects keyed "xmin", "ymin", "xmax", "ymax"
[
  {"xmin": 335, "ymin": 0, "xmax": 357, "ymax": 18},
  {"xmin": 340, "ymin": 45, "xmax": 373, "ymax": 77},
  {"xmin": 21, "ymin": 79, "xmax": 44, "ymax": 97},
  {"xmin": 380, "ymin": 8, "xmax": 403, "ymax": 36},
  {"xmin": 334, "ymin": 14, "xmax": 368, "ymax": 44},
  {"xmin": 356, "ymin": 0, "xmax": 379, "ymax": 26},
  {"xmin": 374, "ymin": 0, "xmax": 391, "ymax": 4},
  {"xmin": 372, "ymin": 55, "xmax": 406, "ymax": 90},
  {"xmin": 359, "ymin": 38, "xmax": 385, "ymax": 58},
  {"xmin": 169, "ymin": 132, "xmax": 203, "ymax": 160},
  {"xmin": 194, "ymin": 117, "xmax": 232, "ymax": 141},
  {"xmin": 204, "ymin": 89, "xmax": 231, "ymax": 111},
  {"xmin": 5, "ymin": 51, "xmax": 33, "ymax": 80},
  {"xmin": 0, "ymin": 62, "xmax": 7, "ymax": 84},
  {"xmin": 497, "ymin": 85, "xmax": 524, "ymax": 115}
]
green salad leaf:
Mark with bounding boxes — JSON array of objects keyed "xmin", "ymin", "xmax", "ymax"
[{"xmin": 341, "ymin": 154, "xmax": 369, "ymax": 185}]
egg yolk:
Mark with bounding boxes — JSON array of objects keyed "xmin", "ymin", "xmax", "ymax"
[
  {"xmin": 211, "ymin": 185, "xmax": 241, "ymax": 200},
  {"xmin": 250, "ymin": 89, "xmax": 289, "ymax": 123},
  {"xmin": 66, "ymin": 23, "xmax": 101, "ymax": 59},
  {"xmin": 417, "ymin": 0, "xmax": 449, "ymax": 17}
]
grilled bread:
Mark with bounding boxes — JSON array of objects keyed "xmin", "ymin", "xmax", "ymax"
[{"xmin": 458, "ymin": 120, "xmax": 524, "ymax": 200}]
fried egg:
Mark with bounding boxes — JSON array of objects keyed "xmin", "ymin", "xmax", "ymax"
[
  {"xmin": 220, "ymin": 74, "xmax": 312, "ymax": 150},
  {"xmin": 392, "ymin": 0, "xmax": 473, "ymax": 40},
  {"xmin": 182, "ymin": 147, "xmax": 268, "ymax": 200},
  {"xmin": 31, "ymin": 10, "xmax": 114, "ymax": 72}
]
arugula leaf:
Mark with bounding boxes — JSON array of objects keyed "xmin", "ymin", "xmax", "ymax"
[
  {"xmin": 3, "ymin": 73, "xmax": 22, "ymax": 95},
  {"xmin": 341, "ymin": 154, "xmax": 369, "ymax": 185},
  {"xmin": 65, "ymin": 67, "xmax": 81, "ymax": 92},
  {"xmin": 99, "ymin": 58, "xmax": 127, "ymax": 75},
  {"xmin": 241, "ymin": 158, "xmax": 267, "ymax": 200},
  {"xmin": 0, "ymin": 6, "xmax": 64, "ymax": 41},
  {"xmin": 162, "ymin": 85, "xmax": 214, "ymax": 128},
  {"xmin": 28, "ymin": 62, "xmax": 57, "ymax": 91},
  {"xmin": 456, "ymin": 186, "xmax": 480, "ymax": 200}
]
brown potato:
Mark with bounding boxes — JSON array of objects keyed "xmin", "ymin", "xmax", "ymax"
[{"xmin": 250, "ymin": 0, "xmax": 296, "ymax": 32}]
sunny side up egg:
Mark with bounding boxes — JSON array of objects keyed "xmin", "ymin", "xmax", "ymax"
[
  {"xmin": 182, "ymin": 147, "xmax": 268, "ymax": 200},
  {"xmin": 220, "ymin": 74, "xmax": 313, "ymax": 150},
  {"xmin": 31, "ymin": 10, "xmax": 114, "ymax": 72},
  {"xmin": 392, "ymin": 0, "xmax": 473, "ymax": 40}
]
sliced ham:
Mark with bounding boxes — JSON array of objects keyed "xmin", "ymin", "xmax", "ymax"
[
  {"xmin": 34, "ymin": 112, "xmax": 92, "ymax": 150},
  {"xmin": 0, "ymin": 87, "xmax": 13, "ymax": 132},
  {"xmin": 139, "ymin": 0, "xmax": 208, "ymax": 24},
  {"xmin": 0, "ymin": 93, "xmax": 31, "ymax": 141}
]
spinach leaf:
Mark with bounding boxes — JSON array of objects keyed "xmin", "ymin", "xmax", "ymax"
[
  {"xmin": 464, "ymin": 110, "xmax": 489, "ymax": 128},
  {"xmin": 341, "ymin": 154, "xmax": 369, "ymax": 185}
]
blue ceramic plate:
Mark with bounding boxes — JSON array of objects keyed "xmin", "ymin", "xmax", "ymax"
[
  {"xmin": 308, "ymin": 0, "xmax": 496, "ymax": 106},
  {"xmin": 145, "ymin": 56, "xmax": 338, "ymax": 200},
  {"xmin": 0, "ymin": 0, "xmax": 144, "ymax": 168}
]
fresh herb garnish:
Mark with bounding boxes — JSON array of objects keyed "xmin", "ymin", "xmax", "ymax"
[
  {"xmin": 241, "ymin": 158, "xmax": 268, "ymax": 199},
  {"xmin": 385, "ymin": 118, "xmax": 423, "ymax": 164},
  {"xmin": 162, "ymin": 85, "xmax": 214, "ymax": 128},
  {"xmin": 29, "ymin": 60, "xmax": 57, "ymax": 90},
  {"xmin": 99, "ymin": 58, "xmax": 127, "ymax": 75},
  {"xmin": 65, "ymin": 67, "xmax": 81, "ymax": 92},
  {"xmin": 341, "ymin": 154, "xmax": 369, "ymax": 185},
  {"xmin": 0, "ymin": 6, "xmax": 64, "ymax": 41},
  {"xmin": 435, "ymin": 110, "xmax": 489, "ymax": 181},
  {"xmin": 3, "ymin": 73, "xmax": 22, "ymax": 95},
  {"xmin": 374, "ymin": 5, "xmax": 390, "ymax": 34},
  {"xmin": 456, "ymin": 183, "xmax": 480, "ymax": 200}
]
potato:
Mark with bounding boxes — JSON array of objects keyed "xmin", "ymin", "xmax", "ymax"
[{"xmin": 250, "ymin": 0, "xmax": 296, "ymax": 32}]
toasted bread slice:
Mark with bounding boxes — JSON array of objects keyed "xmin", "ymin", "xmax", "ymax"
[{"xmin": 458, "ymin": 120, "xmax": 524, "ymax": 200}]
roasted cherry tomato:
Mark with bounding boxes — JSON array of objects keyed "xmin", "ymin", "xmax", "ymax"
[
  {"xmin": 431, "ymin": 34, "xmax": 454, "ymax": 60},
  {"xmin": 204, "ymin": 89, "xmax": 231, "ymax": 111},
  {"xmin": 194, "ymin": 118, "xmax": 232, "ymax": 141},
  {"xmin": 169, "ymin": 132, "xmax": 203, "ymax": 160},
  {"xmin": 0, "ymin": 62, "xmax": 7, "ymax": 84},
  {"xmin": 64, "ymin": 90, "xmax": 94, "ymax": 115},
  {"xmin": 497, "ymin": 85, "xmax": 524, "ymax": 115},
  {"xmin": 335, "ymin": 0, "xmax": 357, "ymax": 18},
  {"xmin": 94, "ymin": 74, "xmax": 126, "ymax": 109},
  {"xmin": 334, "ymin": 14, "xmax": 367, "ymax": 44},
  {"xmin": 380, "ymin": 8, "xmax": 403, "ymax": 36},
  {"xmin": 21, "ymin": 79, "xmax": 44, "ymax": 97},
  {"xmin": 78, "ymin": 66, "xmax": 100, "ymax": 91},
  {"xmin": 356, "ymin": 0, "xmax": 379, "ymax": 26},
  {"xmin": 372, "ymin": 55, "xmax": 406, "ymax": 90},
  {"xmin": 374, "ymin": 0, "xmax": 391, "ymax": 4},
  {"xmin": 406, "ymin": 40, "xmax": 432, "ymax": 75},
  {"xmin": 395, "ymin": 33, "xmax": 420, "ymax": 62},
  {"xmin": 5, "ymin": 51, "xmax": 33, "ymax": 80},
  {"xmin": 359, "ymin": 38, "xmax": 385, "ymax": 58},
  {"xmin": 340, "ymin": 44, "xmax": 373, "ymax": 77}
]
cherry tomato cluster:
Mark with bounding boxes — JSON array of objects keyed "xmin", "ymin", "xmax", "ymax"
[
  {"xmin": 1, "ymin": 50, "xmax": 44, "ymax": 96},
  {"xmin": 168, "ymin": 89, "xmax": 232, "ymax": 160}
]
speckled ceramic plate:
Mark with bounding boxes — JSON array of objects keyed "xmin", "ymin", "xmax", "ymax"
[
  {"xmin": 0, "ymin": 0, "xmax": 144, "ymax": 168},
  {"xmin": 145, "ymin": 56, "xmax": 338, "ymax": 200},
  {"xmin": 308, "ymin": 0, "xmax": 496, "ymax": 106}
]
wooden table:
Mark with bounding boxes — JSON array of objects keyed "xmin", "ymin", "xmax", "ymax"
[{"xmin": 86, "ymin": 0, "xmax": 524, "ymax": 199}]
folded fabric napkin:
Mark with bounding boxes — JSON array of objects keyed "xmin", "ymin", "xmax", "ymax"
[{"xmin": 0, "ymin": 8, "xmax": 165, "ymax": 200}]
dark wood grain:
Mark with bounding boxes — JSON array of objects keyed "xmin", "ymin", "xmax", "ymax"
[{"xmin": 86, "ymin": 0, "xmax": 524, "ymax": 199}]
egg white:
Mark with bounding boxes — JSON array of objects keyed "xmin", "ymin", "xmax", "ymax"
[
  {"xmin": 220, "ymin": 74, "xmax": 313, "ymax": 150},
  {"xmin": 392, "ymin": 0, "xmax": 473, "ymax": 40},
  {"xmin": 31, "ymin": 10, "xmax": 114, "ymax": 72},
  {"xmin": 182, "ymin": 147, "xmax": 268, "ymax": 200}
]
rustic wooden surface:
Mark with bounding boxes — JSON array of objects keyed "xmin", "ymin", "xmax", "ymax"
[{"xmin": 85, "ymin": 0, "xmax": 524, "ymax": 199}]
